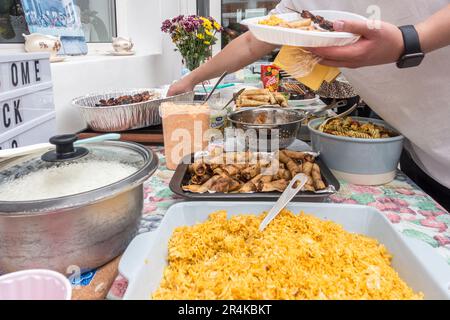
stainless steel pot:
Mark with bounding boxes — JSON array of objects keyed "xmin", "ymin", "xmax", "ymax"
[
  {"xmin": 228, "ymin": 107, "xmax": 304, "ymax": 151},
  {"xmin": 0, "ymin": 136, "xmax": 158, "ymax": 274}
]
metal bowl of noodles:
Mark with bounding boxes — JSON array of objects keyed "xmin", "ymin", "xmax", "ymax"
[
  {"xmin": 228, "ymin": 107, "xmax": 304, "ymax": 151},
  {"xmin": 0, "ymin": 134, "xmax": 159, "ymax": 274},
  {"xmin": 73, "ymin": 88, "xmax": 194, "ymax": 132}
]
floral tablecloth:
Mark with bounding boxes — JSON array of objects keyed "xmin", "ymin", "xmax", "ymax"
[{"xmin": 107, "ymin": 146, "xmax": 450, "ymax": 299}]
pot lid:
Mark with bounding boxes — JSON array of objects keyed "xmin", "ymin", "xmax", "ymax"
[{"xmin": 0, "ymin": 135, "xmax": 158, "ymax": 210}]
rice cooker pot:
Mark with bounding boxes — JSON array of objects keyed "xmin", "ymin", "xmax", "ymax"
[{"xmin": 0, "ymin": 138, "xmax": 158, "ymax": 275}]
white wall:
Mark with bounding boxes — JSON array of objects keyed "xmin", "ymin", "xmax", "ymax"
[{"xmin": 51, "ymin": 0, "xmax": 196, "ymax": 134}]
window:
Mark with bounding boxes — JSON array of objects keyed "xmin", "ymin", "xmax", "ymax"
[
  {"xmin": 0, "ymin": 0, "xmax": 117, "ymax": 44},
  {"xmin": 221, "ymin": 0, "xmax": 278, "ymax": 48}
]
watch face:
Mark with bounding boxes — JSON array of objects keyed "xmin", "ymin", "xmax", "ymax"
[{"xmin": 397, "ymin": 53, "xmax": 425, "ymax": 68}]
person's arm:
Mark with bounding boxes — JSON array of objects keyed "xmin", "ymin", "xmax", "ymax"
[
  {"xmin": 307, "ymin": 4, "xmax": 450, "ymax": 68},
  {"xmin": 167, "ymin": 32, "xmax": 277, "ymax": 96},
  {"xmin": 416, "ymin": 5, "xmax": 450, "ymax": 53}
]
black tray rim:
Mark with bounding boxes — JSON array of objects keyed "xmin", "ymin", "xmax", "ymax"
[{"xmin": 169, "ymin": 153, "xmax": 340, "ymax": 202}]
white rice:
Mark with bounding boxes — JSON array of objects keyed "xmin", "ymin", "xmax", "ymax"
[{"xmin": 0, "ymin": 160, "xmax": 137, "ymax": 201}]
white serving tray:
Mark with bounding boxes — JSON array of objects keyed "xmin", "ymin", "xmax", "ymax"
[
  {"xmin": 120, "ymin": 202, "xmax": 450, "ymax": 300},
  {"xmin": 241, "ymin": 10, "xmax": 366, "ymax": 47}
]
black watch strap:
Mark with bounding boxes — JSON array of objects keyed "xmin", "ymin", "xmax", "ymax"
[
  {"xmin": 398, "ymin": 25, "xmax": 422, "ymax": 55},
  {"xmin": 397, "ymin": 25, "xmax": 424, "ymax": 68}
]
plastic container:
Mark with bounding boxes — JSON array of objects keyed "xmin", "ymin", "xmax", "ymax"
[
  {"xmin": 241, "ymin": 10, "xmax": 366, "ymax": 47},
  {"xmin": 0, "ymin": 269, "xmax": 72, "ymax": 300},
  {"xmin": 160, "ymin": 102, "xmax": 212, "ymax": 170},
  {"xmin": 308, "ymin": 117, "xmax": 404, "ymax": 185},
  {"xmin": 119, "ymin": 201, "xmax": 450, "ymax": 300}
]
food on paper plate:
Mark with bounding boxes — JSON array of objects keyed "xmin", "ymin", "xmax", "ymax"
[
  {"xmin": 259, "ymin": 10, "xmax": 335, "ymax": 32},
  {"xmin": 235, "ymin": 89, "xmax": 288, "ymax": 108},
  {"xmin": 95, "ymin": 91, "xmax": 159, "ymax": 107},
  {"xmin": 319, "ymin": 117, "xmax": 399, "ymax": 139},
  {"xmin": 182, "ymin": 150, "xmax": 326, "ymax": 193},
  {"xmin": 153, "ymin": 209, "xmax": 423, "ymax": 300}
]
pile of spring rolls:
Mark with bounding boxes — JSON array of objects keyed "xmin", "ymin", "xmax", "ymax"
[
  {"xmin": 182, "ymin": 150, "xmax": 326, "ymax": 194},
  {"xmin": 236, "ymin": 89, "xmax": 288, "ymax": 108}
]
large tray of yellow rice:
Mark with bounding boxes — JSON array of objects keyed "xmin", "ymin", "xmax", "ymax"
[{"xmin": 120, "ymin": 202, "xmax": 450, "ymax": 300}]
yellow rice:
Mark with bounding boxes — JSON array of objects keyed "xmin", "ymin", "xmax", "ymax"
[{"xmin": 153, "ymin": 210, "xmax": 422, "ymax": 300}]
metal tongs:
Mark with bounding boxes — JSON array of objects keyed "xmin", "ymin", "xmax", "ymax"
[
  {"xmin": 202, "ymin": 71, "xmax": 228, "ymax": 104},
  {"xmin": 259, "ymin": 173, "xmax": 309, "ymax": 232}
]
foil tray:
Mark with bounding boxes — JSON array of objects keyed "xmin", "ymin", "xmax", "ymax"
[{"xmin": 73, "ymin": 89, "xmax": 194, "ymax": 132}]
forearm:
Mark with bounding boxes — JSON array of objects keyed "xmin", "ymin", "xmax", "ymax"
[
  {"xmin": 185, "ymin": 31, "xmax": 277, "ymax": 85},
  {"xmin": 416, "ymin": 4, "xmax": 450, "ymax": 53}
]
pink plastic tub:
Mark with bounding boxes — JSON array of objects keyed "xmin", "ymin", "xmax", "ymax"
[{"xmin": 0, "ymin": 269, "xmax": 72, "ymax": 300}]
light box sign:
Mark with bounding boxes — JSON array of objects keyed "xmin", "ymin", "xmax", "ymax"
[
  {"xmin": 0, "ymin": 52, "xmax": 55, "ymax": 149},
  {"xmin": 0, "ymin": 55, "xmax": 52, "ymax": 93}
]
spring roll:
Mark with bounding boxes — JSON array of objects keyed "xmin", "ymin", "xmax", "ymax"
[
  {"xmin": 302, "ymin": 161, "xmax": 313, "ymax": 176},
  {"xmin": 222, "ymin": 165, "xmax": 240, "ymax": 177},
  {"xmin": 273, "ymin": 168, "xmax": 291, "ymax": 181},
  {"xmin": 302, "ymin": 184, "xmax": 316, "ymax": 192},
  {"xmin": 287, "ymin": 18, "xmax": 311, "ymax": 28},
  {"xmin": 241, "ymin": 164, "xmax": 261, "ymax": 181},
  {"xmin": 239, "ymin": 98, "xmax": 266, "ymax": 107},
  {"xmin": 268, "ymin": 92, "xmax": 277, "ymax": 104},
  {"xmin": 278, "ymin": 151, "xmax": 301, "ymax": 177},
  {"xmin": 190, "ymin": 174, "xmax": 211, "ymax": 185},
  {"xmin": 243, "ymin": 95, "xmax": 271, "ymax": 102},
  {"xmin": 282, "ymin": 150, "xmax": 309, "ymax": 160},
  {"xmin": 192, "ymin": 161, "xmax": 208, "ymax": 176},
  {"xmin": 312, "ymin": 163, "xmax": 326, "ymax": 190},
  {"xmin": 258, "ymin": 179, "xmax": 288, "ymax": 192},
  {"xmin": 242, "ymin": 89, "xmax": 270, "ymax": 96},
  {"xmin": 182, "ymin": 175, "xmax": 220, "ymax": 193},
  {"xmin": 238, "ymin": 181, "xmax": 257, "ymax": 193}
]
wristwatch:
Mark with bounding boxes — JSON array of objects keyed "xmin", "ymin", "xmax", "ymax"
[{"xmin": 396, "ymin": 25, "xmax": 425, "ymax": 68}]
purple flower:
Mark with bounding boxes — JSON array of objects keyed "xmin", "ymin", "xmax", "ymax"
[
  {"xmin": 161, "ymin": 19, "xmax": 172, "ymax": 33},
  {"xmin": 171, "ymin": 15, "xmax": 184, "ymax": 23}
]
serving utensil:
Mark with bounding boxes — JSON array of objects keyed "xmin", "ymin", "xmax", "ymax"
[
  {"xmin": 303, "ymin": 99, "xmax": 346, "ymax": 118},
  {"xmin": 259, "ymin": 173, "xmax": 309, "ymax": 231},
  {"xmin": 0, "ymin": 133, "xmax": 121, "ymax": 161},
  {"xmin": 222, "ymin": 88, "xmax": 246, "ymax": 110},
  {"xmin": 203, "ymin": 71, "xmax": 228, "ymax": 104},
  {"xmin": 318, "ymin": 102, "xmax": 358, "ymax": 131}
]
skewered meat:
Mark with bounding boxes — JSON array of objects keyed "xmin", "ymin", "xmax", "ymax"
[{"xmin": 301, "ymin": 10, "xmax": 335, "ymax": 31}]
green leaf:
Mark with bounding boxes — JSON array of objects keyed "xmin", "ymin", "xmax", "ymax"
[
  {"xmin": 402, "ymin": 229, "xmax": 439, "ymax": 248},
  {"xmin": 436, "ymin": 214, "xmax": 450, "ymax": 225},
  {"xmin": 155, "ymin": 188, "xmax": 174, "ymax": 198},
  {"xmin": 416, "ymin": 200, "xmax": 438, "ymax": 211},
  {"xmin": 350, "ymin": 193, "xmax": 375, "ymax": 205}
]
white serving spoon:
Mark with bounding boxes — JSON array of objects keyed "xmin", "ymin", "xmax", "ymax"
[
  {"xmin": 259, "ymin": 173, "xmax": 309, "ymax": 232},
  {"xmin": 0, "ymin": 133, "xmax": 121, "ymax": 161}
]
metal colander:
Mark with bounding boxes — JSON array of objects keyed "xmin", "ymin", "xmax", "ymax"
[
  {"xmin": 227, "ymin": 107, "xmax": 304, "ymax": 151},
  {"xmin": 73, "ymin": 89, "xmax": 194, "ymax": 132}
]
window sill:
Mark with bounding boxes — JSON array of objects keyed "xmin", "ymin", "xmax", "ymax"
[{"xmin": 50, "ymin": 51, "xmax": 160, "ymax": 67}]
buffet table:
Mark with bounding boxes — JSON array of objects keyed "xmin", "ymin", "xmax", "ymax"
[{"xmin": 86, "ymin": 146, "xmax": 448, "ymax": 300}]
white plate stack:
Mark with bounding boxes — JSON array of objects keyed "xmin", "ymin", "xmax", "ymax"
[{"xmin": 0, "ymin": 52, "xmax": 56, "ymax": 150}]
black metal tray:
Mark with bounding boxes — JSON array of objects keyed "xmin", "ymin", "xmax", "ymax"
[{"xmin": 169, "ymin": 153, "xmax": 340, "ymax": 202}]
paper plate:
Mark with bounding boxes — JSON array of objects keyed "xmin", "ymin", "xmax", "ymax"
[{"xmin": 241, "ymin": 10, "xmax": 367, "ymax": 47}]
